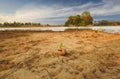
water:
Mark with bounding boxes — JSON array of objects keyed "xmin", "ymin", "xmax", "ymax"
[{"xmin": 0, "ymin": 26, "xmax": 120, "ymax": 34}]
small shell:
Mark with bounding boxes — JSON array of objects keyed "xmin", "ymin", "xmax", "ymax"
[{"xmin": 58, "ymin": 49, "xmax": 67, "ymax": 56}]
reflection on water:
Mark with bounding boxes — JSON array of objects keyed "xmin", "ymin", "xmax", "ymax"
[{"xmin": 0, "ymin": 26, "xmax": 120, "ymax": 33}]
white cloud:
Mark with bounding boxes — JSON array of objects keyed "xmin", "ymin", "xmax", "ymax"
[
  {"xmin": 90, "ymin": 0, "xmax": 120, "ymax": 16},
  {"xmin": 0, "ymin": 0, "xmax": 120, "ymax": 24},
  {"xmin": 0, "ymin": 2, "xmax": 94, "ymax": 24}
]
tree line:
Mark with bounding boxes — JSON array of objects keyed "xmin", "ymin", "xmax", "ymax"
[
  {"xmin": 65, "ymin": 11, "xmax": 93, "ymax": 26},
  {"xmin": 94, "ymin": 20, "xmax": 120, "ymax": 26},
  {"xmin": 0, "ymin": 22, "xmax": 41, "ymax": 27},
  {"xmin": 0, "ymin": 11, "xmax": 120, "ymax": 27},
  {"xmin": 65, "ymin": 11, "xmax": 120, "ymax": 26}
]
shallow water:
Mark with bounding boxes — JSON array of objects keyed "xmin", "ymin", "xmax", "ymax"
[{"xmin": 0, "ymin": 26, "xmax": 120, "ymax": 33}]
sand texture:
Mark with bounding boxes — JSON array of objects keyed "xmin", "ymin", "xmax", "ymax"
[{"xmin": 0, "ymin": 30, "xmax": 120, "ymax": 79}]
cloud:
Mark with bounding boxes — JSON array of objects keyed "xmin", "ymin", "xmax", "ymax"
[
  {"xmin": 0, "ymin": 0, "xmax": 120, "ymax": 24},
  {"xmin": 0, "ymin": 2, "xmax": 94, "ymax": 24},
  {"xmin": 90, "ymin": 0, "xmax": 120, "ymax": 16}
]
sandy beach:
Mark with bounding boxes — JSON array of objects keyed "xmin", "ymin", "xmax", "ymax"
[{"xmin": 0, "ymin": 30, "xmax": 120, "ymax": 79}]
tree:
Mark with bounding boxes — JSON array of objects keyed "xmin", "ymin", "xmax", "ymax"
[
  {"xmin": 73, "ymin": 15, "xmax": 81, "ymax": 26},
  {"xmin": 65, "ymin": 11, "xmax": 93, "ymax": 26},
  {"xmin": 81, "ymin": 11, "xmax": 90, "ymax": 17},
  {"xmin": 4, "ymin": 22, "xmax": 9, "ymax": 26},
  {"xmin": 65, "ymin": 15, "xmax": 81, "ymax": 26},
  {"xmin": 67, "ymin": 16, "xmax": 74, "ymax": 25},
  {"xmin": 65, "ymin": 16, "xmax": 73, "ymax": 26},
  {"xmin": 99, "ymin": 20, "xmax": 109, "ymax": 26},
  {"xmin": 65, "ymin": 21, "xmax": 69, "ymax": 26},
  {"xmin": 25, "ymin": 22, "xmax": 32, "ymax": 25},
  {"xmin": 0, "ymin": 23, "xmax": 2, "ymax": 27},
  {"xmin": 81, "ymin": 11, "xmax": 93, "ymax": 26}
]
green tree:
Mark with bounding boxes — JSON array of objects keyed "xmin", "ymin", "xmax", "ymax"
[
  {"xmin": 65, "ymin": 15, "xmax": 81, "ymax": 26},
  {"xmin": 3, "ymin": 22, "xmax": 9, "ymax": 26},
  {"xmin": 80, "ymin": 21, "xmax": 85, "ymax": 26},
  {"xmin": 99, "ymin": 20, "xmax": 109, "ymax": 26},
  {"xmin": 81, "ymin": 11, "xmax": 93, "ymax": 26},
  {"xmin": 65, "ymin": 11, "xmax": 93, "ymax": 26},
  {"xmin": 81, "ymin": 11, "xmax": 90, "ymax": 17},
  {"xmin": 0, "ymin": 23, "xmax": 2, "ymax": 26},
  {"xmin": 68, "ymin": 16, "xmax": 74, "ymax": 25},
  {"xmin": 65, "ymin": 21, "xmax": 69, "ymax": 26},
  {"xmin": 65, "ymin": 16, "xmax": 73, "ymax": 26},
  {"xmin": 73, "ymin": 15, "xmax": 81, "ymax": 26}
]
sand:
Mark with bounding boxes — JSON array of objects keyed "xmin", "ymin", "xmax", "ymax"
[{"xmin": 0, "ymin": 30, "xmax": 120, "ymax": 79}]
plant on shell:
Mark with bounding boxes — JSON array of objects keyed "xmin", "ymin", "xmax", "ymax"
[{"xmin": 58, "ymin": 42, "xmax": 67, "ymax": 56}]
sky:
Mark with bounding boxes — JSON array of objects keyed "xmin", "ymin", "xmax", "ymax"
[{"xmin": 0, "ymin": 0, "xmax": 120, "ymax": 24}]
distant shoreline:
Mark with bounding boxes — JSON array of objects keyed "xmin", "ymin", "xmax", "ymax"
[
  {"xmin": 0, "ymin": 26, "xmax": 120, "ymax": 33},
  {"xmin": 0, "ymin": 25, "xmax": 120, "ymax": 28}
]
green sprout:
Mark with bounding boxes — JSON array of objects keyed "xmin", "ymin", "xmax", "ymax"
[{"xmin": 59, "ymin": 42, "xmax": 64, "ymax": 49}]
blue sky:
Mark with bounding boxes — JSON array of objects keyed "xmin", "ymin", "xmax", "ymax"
[{"xmin": 0, "ymin": 0, "xmax": 120, "ymax": 24}]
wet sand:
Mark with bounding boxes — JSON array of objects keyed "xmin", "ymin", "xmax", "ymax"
[{"xmin": 0, "ymin": 30, "xmax": 120, "ymax": 79}]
